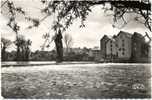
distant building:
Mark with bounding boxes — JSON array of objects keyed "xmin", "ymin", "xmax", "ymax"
[
  {"xmin": 100, "ymin": 35, "xmax": 110, "ymax": 59},
  {"xmin": 92, "ymin": 46, "xmax": 100, "ymax": 61},
  {"xmin": 87, "ymin": 49, "xmax": 94, "ymax": 57},
  {"xmin": 115, "ymin": 31, "xmax": 132, "ymax": 61},
  {"xmin": 71, "ymin": 47, "xmax": 83, "ymax": 54}
]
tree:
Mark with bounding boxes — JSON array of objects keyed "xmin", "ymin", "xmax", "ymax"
[
  {"xmin": 14, "ymin": 34, "xmax": 32, "ymax": 61},
  {"xmin": 1, "ymin": 0, "xmax": 151, "ymax": 62},
  {"xmin": 1, "ymin": 37, "xmax": 12, "ymax": 61},
  {"xmin": 54, "ymin": 29, "xmax": 63, "ymax": 62},
  {"xmin": 1, "ymin": 0, "xmax": 25, "ymax": 61},
  {"xmin": 63, "ymin": 33, "xmax": 73, "ymax": 53},
  {"xmin": 23, "ymin": 39, "xmax": 32, "ymax": 61}
]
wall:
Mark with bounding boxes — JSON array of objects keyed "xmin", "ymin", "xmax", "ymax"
[
  {"xmin": 115, "ymin": 33, "xmax": 132, "ymax": 59},
  {"xmin": 106, "ymin": 39, "xmax": 117, "ymax": 59},
  {"xmin": 100, "ymin": 35, "xmax": 109, "ymax": 59}
]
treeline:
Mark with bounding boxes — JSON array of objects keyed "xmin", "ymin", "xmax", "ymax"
[
  {"xmin": 2, "ymin": 50, "xmax": 95, "ymax": 61},
  {"xmin": 63, "ymin": 52, "xmax": 95, "ymax": 61},
  {"xmin": 1, "ymin": 35, "xmax": 96, "ymax": 62}
]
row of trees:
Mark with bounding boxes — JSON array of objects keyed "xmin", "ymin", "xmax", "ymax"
[
  {"xmin": 1, "ymin": 49, "xmax": 95, "ymax": 61},
  {"xmin": 1, "ymin": 35, "xmax": 32, "ymax": 61}
]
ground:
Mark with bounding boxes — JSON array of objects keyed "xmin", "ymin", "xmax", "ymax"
[{"xmin": 1, "ymin": 63, "xmax": 151, "ymax": 99}]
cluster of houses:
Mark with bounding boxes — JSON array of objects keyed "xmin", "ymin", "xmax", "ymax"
[
  {"xmin": 63, "ymin": 46, "xmax": 100, "ymax": 60},
  {"xmin": 100, "ymin": 31, "xmax": 151, "ymax": 63}
]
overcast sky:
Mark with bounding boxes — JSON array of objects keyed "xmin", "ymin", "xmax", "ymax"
[{"xmin": 1, "ymin": 0, "xmax": 151, "ymax": 51}]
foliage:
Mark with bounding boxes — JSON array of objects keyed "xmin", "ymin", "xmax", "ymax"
[
  {"xmin": 2, "ymin": 48, "xmax": 96, "ymax": 61},
  {"xmin": 1, "ymin": 37, "xmax": 12, "ymax": 61},
  {"xmin": 14, "ymin": 34, "xmax": 32, "ymax": 61},
  {"xmin": 1, "ymin": 0, "xmax": 25, "ymax": 33},
  {"xmin": 1, "ymin": 37, "xmax": 12, "ymax": 49},
  {"xmin": 30, "ymin": 50, "xmax": 56, "ymax": 61},
  {"xmin": 38, "ymin": 0, "xmax": 152, "ymax": 31},
  {"xmin": 1, "ymin": 0, "xmax": 27, "ymax": 61}
]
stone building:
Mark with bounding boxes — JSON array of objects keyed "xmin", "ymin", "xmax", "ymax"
[
  {"xmin": 105, "ymin": 36, "xmax": 117, "ymax": 60},
  {"xmin": 115, "ymin": 31, "xmax": 132, "ymax": 61},
  {"xmin": 100, "ymin": 35, "xmax": 110, "ymax": 59},
  {"xmin": 131, "ymin": 32, "xmax": 151, "ymax": 63},
  {"xmin": 100, "ymin": 31, "xmax": 151, "ymax": 63}
]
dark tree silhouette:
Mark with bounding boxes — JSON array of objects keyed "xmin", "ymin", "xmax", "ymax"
[
  {"xmin": 1, "ymin": 37, "xmax": 12, "ymax": 61},
  {"xmin": 54, "ymin": 29, "xmax": 63, "ymax": 62},
  {"xmin": 1, "ymin": 0, "xmax": 151, "ymax": 62},
  {"xmin": 14, "ymin": 35, "xmax": 32, "ymax": 61},
  {"xmin": 39, "ymin": 0, "xmax": 151, "ymax": 31}
]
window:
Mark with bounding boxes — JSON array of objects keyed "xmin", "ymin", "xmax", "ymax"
[
  {"xmin": 122, "ymin": 52, "xmax": 125, "ymax": 55},
  {"xmin": 122, "ymin": 43, "xmax": 125, "ymax": 47},
  {"xmin": 134, "ymin": 47, "xmax": 136, "ymax": 51},
  {"xmin": 134, "ymin": 43, "xmax": 136, "ymax": 46}
]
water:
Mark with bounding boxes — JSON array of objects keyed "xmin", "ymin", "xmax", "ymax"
[
  {"xmin": 1, "ymin": 61, "xmax": 56, "ymax": 66},
  {"xmin": 2, "ymin": 61, "xmax": 151, "ymax": 66},
  {"xmin": 1, "ymin": 63, "xmax": 151, "ymax": 98},
  {"xmin": 1, "ymin": 61, "xmax": 96, "ymax": 66}
]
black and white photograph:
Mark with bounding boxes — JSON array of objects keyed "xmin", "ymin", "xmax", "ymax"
[{"xmin": 1, "ymin": 0, "xmax": 151, "ymax": 99}]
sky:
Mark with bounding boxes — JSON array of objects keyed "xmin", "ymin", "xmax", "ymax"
[{"xmin": 1, "ymin": 0, "xmax": 151, "ymax": 51}]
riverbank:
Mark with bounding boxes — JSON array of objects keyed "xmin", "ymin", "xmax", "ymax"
[
  {"xmin": 1, "ymin": 61, "xmax": 151, "ymax": 67},
  {"xmin": 1, "ymin": 61, "xmax": 96, "ymax": 67}
]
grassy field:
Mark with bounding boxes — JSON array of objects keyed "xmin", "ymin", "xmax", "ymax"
[{"xmin": 1, "ymin": 63, "xmax": 151, "ymax": 99}]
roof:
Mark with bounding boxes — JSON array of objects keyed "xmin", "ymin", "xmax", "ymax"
[
  {"xmin": 133, "ymin": 32, "xmax": 143, "ymax": 38},
  {"xmin": 92, "ymin": 46, "xmax": 100, "ymax": 51},
  {"xmin": 100, "ymin": 35, "xmax": 109, "ymax": 41},
  {"xmin": 108, "ymin": 35, "xmax": 113, "ymax": 39},
  {"xmin": 105, "ymin": 35, "xmax": 116, "ymax": 43},
  {"xmin": 117, "ymin": 31, "xmax": 132, "ymax": 38}
]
